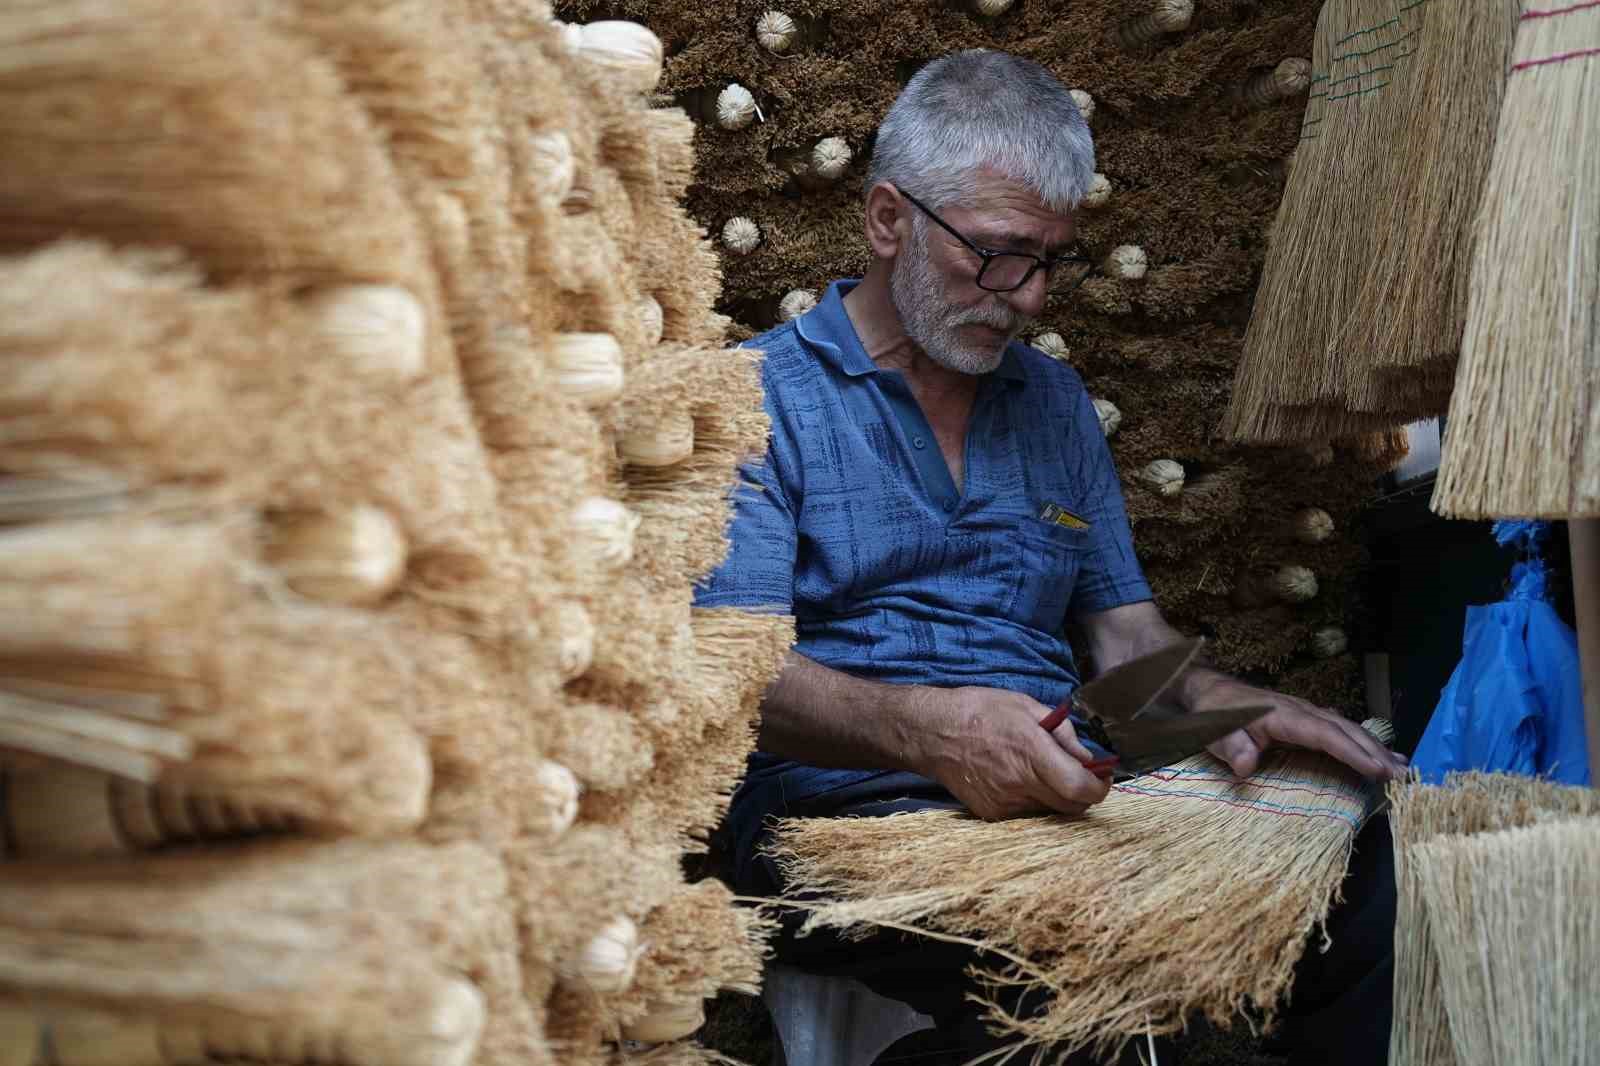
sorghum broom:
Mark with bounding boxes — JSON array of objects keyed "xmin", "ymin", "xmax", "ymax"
[
  {"xmin": 580, "ymin": 608, "xmax": 792, "ymax": 854},
  {"xmin": 613, "ymin": 878, "xmax": 774, "ymax": 1044},
  {"xmin": 1430, "ymin": 0, "xmax": 1600, "ymax": 520},
  {"xmin": 0, "ymin": 838, "xmax": 507, "ymax": 1066},
  {"xmin": 1386, "ymin": 773, "xmax": 1600, "ymax": 1066},
  {"xmin": 0, "ymin": 241, "xmax": 515, "ymax": 622},
  {"xmin": 770, "ymin": 720, "xmax": 1395, "ymax": 1061},
  {"xmin": 1222, "ymin": 0, "xmax": 1409, "ymax": 442},
  {"xmin": 1338, "ymin": 0, "xmax": 1518, "ymax": 418},
  {"xmin": 0, "ymin": 0, "xmax": 432, "ymax": 295},
  {"xmin": 0, "ymin": 508, "xmax": 459, "ymax": 827},
  {"xmin": 1411, "ymin": 818, "xmax": 1600, "ymax": 1066},
  {"xmin": 623, "ymin": 345, "xmax": 768, "ymax": 594}
]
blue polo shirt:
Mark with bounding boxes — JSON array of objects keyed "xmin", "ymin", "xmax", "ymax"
[{"xmin": 696, "ymin": 279, "xmax": 1152, "ymax": 807}]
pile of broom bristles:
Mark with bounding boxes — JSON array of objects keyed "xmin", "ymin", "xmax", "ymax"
[{"xmin": 0, "ymin": 1, "xmax": 791, "ymax": 1063}]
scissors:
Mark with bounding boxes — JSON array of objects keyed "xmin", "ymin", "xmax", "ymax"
[{"xmin": 1038, "ymin": 637, "xmax": 1273, "ymax": 782}]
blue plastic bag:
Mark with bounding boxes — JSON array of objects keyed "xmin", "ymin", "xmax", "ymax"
[{"xmin": 1412, "ymin": 521, "xmax": 1591, "ymax": 785}]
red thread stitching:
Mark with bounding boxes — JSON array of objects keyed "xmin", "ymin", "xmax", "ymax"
[
  {"xmin": 1513, "ymin": 45, "xmax": 1600, "ymax": 70},
  {"xmin": 1521, "ymin": 0, "xmax": 1600, "ymax": 17}
]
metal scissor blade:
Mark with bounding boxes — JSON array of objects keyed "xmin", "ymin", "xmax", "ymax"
[
  {"xmin": 1104, "ymin": 702, "xmax": 1273, "ymax": 776},
  {"xmin": 1073, "ymin": 636, "xmax": 1205, "ymax": 723}
]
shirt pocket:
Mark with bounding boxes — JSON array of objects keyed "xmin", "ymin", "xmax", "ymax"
[{"xmin": 1006, "ymin": 517, "xmax": 1091, "ymax": 634}]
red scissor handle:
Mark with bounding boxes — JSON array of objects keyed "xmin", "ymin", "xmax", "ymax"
[{"xmin": 1039, "ymin": 701, "xmax": 1117, "ymax": 780}]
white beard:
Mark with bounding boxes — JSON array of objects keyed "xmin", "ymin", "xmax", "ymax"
[{"xmin": 888, "ymin": 221, "xmax": 1028, "ymax": 376}]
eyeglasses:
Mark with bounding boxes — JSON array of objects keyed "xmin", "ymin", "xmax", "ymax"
[{"xmin": 897, "ymin": 188, "xmax": 1096, "ymax": 295}]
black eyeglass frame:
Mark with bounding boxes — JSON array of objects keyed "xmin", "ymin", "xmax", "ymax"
[{"xmin": 896, "ymin": 187, "xmax": 1096, "ymax": 295}]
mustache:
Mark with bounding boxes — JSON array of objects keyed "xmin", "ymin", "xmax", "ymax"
[{"xmin": 949, "ymin": 303, "xmax": 1029, "ymax": 335}]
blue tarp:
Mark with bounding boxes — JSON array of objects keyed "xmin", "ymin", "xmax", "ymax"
[{"xmin": 1412, "ymin": 521, "xmax": 1591, "ymax": 786}]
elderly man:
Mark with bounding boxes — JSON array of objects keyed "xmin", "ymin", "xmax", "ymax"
[{"xmin": 697, "ymin": 50, "xmax": 1404, "ymax": 1064}]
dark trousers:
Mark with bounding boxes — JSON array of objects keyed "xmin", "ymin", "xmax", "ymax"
[{"xmin": 727, "ymin": 772, "xmax": 1396, "ymax": 1066}]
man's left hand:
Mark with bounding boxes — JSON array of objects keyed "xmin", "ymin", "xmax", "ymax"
[{"xmin": 1190, "ymin": 676, "xmax": 1407, "ymax": 780}]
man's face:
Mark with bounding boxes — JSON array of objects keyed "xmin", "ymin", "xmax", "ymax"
[{"xmin": 889, "ymin": 171, "xmax": 1077, "ymax": 376}]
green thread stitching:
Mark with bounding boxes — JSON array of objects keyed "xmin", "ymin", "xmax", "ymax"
[{"xmin": 1334, "ymin": 16, "xmax": 1399, "ymax": 46}]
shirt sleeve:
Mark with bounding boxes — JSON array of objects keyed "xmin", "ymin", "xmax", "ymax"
[
  {"xmin": 693, "ymin": 436, "xmax": 799, "ymax": 613},
  {"xmin": 1069, "ymin": 391, "xmax": 1153, "ymax": 615}
]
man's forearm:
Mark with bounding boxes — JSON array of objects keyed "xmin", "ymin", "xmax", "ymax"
[{"xmin": 756, "ymin": 651, "xmax": 947, "ymax": 772}]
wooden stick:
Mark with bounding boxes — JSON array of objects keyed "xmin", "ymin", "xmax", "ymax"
[{"xmin": 1570, "ymin": 519, "xmax": 1600, "ymax": 786}]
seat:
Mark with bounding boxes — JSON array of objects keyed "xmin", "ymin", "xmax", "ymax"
[{"xmin": 761, "ymin": 962, "xmax": 936, "ymax": 1066}]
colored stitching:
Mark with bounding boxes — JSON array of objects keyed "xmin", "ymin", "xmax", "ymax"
[
  {"xmin": 1328, "ymin": 80, "xmax": 1391, "ymax": 101},
  {"xmin": 1399, "ymin": 0, "xmax": 1429, "ymax": 10},
  {"xmin": 1522, "ymin": 0, "xmax": 1600, "ymax": 17},
  {"xmin": 1332, "ymin": 28, "xmax": 1421, "ymax": 63},
  {"xmin": 1112, "ymin": 783, "xmax": 1365, "ymax": 828},
  {"xmin": 1335, "ymin": 16, "xmax": 1400, "ymax": 45},
  {"xmin": 1513, "ymin": 45, "xmax": 1600, "ymax": 69},
  {"xmin": 1324, "ymin": 63, "xmax": 1400, "ymax": 91}
]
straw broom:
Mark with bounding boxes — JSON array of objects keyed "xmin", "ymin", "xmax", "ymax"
[
  {"xmin": 1431, "ymin": 0, "xmax": 1600, "ymax": 519},
  {"xmin": 0, "ymin": 0, "xmax": 431, "ymax": 295},
  {"xmin": 1385, "ymin": 773, "xmax": 1600, "ymax": 1066},
  {"xmin": 1410, "ymin": 818, "xmax": 1600, "ymax": 1066},
  {"xmin": 1221, "ymin": 0, "xmax": 1408, "ymax": 441},
  {"xmin": 0, "ymin": 838, "xmax": 508, "ymax": 1066},
  {"xmin": 771, "ymin": 720, "xmax": 1394, "ymax": 1060},
  {"xmin": 1336, "ymin": 0, "xmax": 1518, "ymax": 416}
]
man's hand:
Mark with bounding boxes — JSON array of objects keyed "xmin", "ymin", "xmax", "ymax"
[
  {"xmin": 1188, "ymin": 675, "xmax": 1408, "ymax": 781},
  {"xmin": 915, "ymin": 686, "xmax": 1112, "ymax": 820}
]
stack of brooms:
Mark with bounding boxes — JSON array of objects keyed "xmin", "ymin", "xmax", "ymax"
[{"xmin": 0, "ymin": 1, "xmax": 791, "ymax": 1063}]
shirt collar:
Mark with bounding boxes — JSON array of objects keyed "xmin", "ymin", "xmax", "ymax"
[{"xmin": 795, "ymin": 279, "xmax": 1027, "ymax": 387}]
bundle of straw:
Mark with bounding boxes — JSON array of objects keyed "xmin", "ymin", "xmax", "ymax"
[
  {"xmin": 1412, "ymin": 818, "xmax": 1600, "ymax": 1066},
  {"xmin": 1431, "ymin": 0, "xmax": 1600, "ymax": 519},
  {"xmin": 0, "ymin": 838, "xmax": 513, "ymax": 1066},
  {"xmin": 1221, "ymin": 0, "xmax": 1518, "ymax": 443},
  {"xmin": 1386, "ymin": 773, "xmax": 1600, "ymax": 1066},
  {"xmin": 0, "ymin": 0, "xmax": 431, "ymax": 294},
  {"xmin": 771, "ymin": 720, "xmax": 1393, "ymax": 1060}
]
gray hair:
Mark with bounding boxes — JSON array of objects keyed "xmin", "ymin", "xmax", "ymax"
[{"xmin": 866, "ymin": 49, "xmax": 1095, "ymax": 213}]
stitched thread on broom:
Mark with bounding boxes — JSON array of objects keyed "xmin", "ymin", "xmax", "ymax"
[
  {"xmin": 1522, "ymin": 0, "xmax": 1600, "ymax": 17},
  {"xmin": 1513, "ymin": 45, "xmax": 1600, "ymax": 67}
]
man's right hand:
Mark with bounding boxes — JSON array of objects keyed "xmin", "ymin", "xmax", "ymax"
[{"xmin": 914, "ymin": 686, "xmax": 1113, "ymax": 821}]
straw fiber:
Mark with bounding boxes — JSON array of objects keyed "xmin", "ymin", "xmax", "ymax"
[
  {"xmin": 1386, "ymin": 773, "xmax": 1600, "ymax": 1066},
  {"xmin": 1413, "ymin": 818, "xmax": 1600, "ymax": 1066},
  {"xmin": 771, "ymin": 720, "xmax": 1392, "ymax": 1060},
  {"xmin": 1221, "ymin": 0, "xmax": 1518, "ymax": 444},
  {"xmin": 1431, "ymin": 0, "xmax": 1600, "ymax": 519},
  {"xmin": 0, "ymin": 1, "xmax": 788, "ymax": 1062}
]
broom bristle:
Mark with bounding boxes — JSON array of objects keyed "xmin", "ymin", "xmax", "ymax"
[
  {"xmin": 772, "ymin": 723, "xmax": 1390, "ymax": 1060},
  {"xmin": 1412, "ymin": 817, "xmax": 1600, "ymax": 1066},
  {"xmin": 1431, "ymin": 1, "xmax": 1600, "ymax": 518},
  {"xmin": 1387, "ymin": 773, "xmax": 1600, "ymax": 1066}
]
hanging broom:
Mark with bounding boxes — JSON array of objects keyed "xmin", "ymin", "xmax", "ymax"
[
  {"xmin": 1221, "ymin": 0, "xmax": 1410, "ymax": 442},
  {"xmin": 1336, "ymin": 0, "xmax": 1518, "ymax": 418},
  {"xmin": 770, "ymin": 720, "xmax": 1395, "ymax": 1060},
  {"xmin": 1410, "ymin": 817, "xmax": 1599, "ymax": 1066},
  {"xmin": 1431, "ymin": 0, "xmax": 1600, "ymax": 519}
]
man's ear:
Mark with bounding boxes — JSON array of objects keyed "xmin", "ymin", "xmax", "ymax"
[{"xmin": 863, "ymin": 181, "xmax": 909, "ymax": 261}]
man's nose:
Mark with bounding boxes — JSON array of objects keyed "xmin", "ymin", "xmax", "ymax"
[{"xmin": 1004, "ymin": 269, "xmax": 1050, "ymax": 319}]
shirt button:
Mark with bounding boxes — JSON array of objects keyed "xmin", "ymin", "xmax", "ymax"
[
  {"xmin": 941, "ymin": 498, "xmax": 954, "ymax": 512},
  {"xmin": 912, "ymin": 436, "xmax": 927, "ymax": 449}
]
